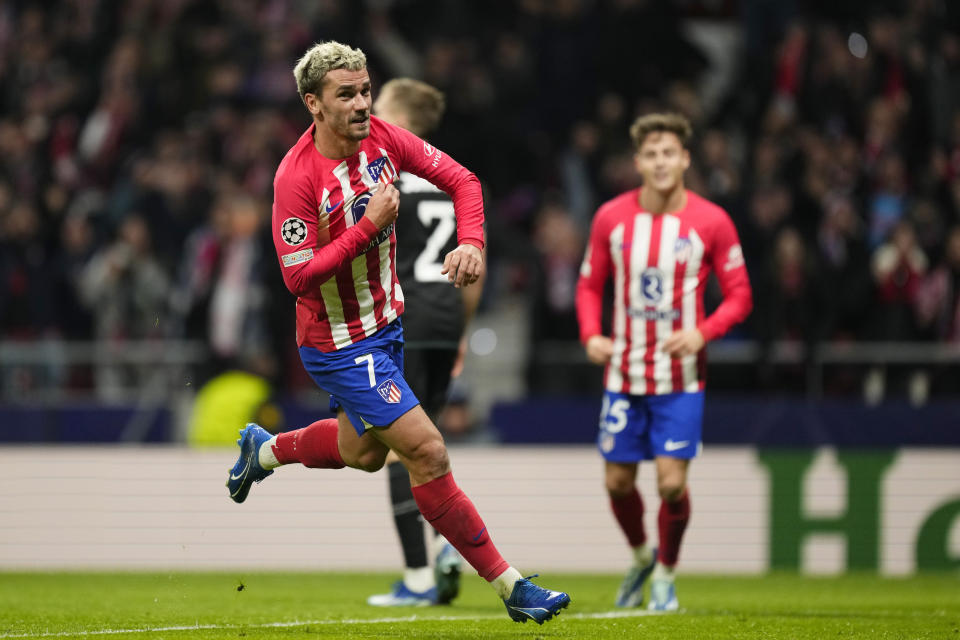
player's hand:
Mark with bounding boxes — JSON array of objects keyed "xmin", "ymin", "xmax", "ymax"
[
  {"xmin": 585, "ymin": 335, "xmax": 613, "ymax": 365},
  {"xmin": 442, "ymin": 243, "xmax": 483, "ymax": 288},
  {"xmin": 364, "ymin": 184, "xmax": 399, "ymax": 231},
  {"xmin": 662, "ymin": 328, "xmax": 705, "ymax": 358}
]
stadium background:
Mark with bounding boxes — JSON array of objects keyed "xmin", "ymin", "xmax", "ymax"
[{"xmin": 1, "ymin": 0, "xmax": 958, "ymax": 576}]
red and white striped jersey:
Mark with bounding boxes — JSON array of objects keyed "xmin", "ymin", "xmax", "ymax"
[
  {"xmin": 272, "ymin": 116, "xmax": 484, "ymax": 352},
  {"xmin": 576, "ymin": 188, "xmax": 752, "ymax": 395}
]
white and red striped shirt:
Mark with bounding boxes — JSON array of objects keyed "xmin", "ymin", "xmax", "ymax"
[
  {"xmin": 576, "ymin": 188, "xmax": 752, "ymax": 395},
  {"xmin": 272, "ymin": 116, "xmax": 484, "ymax": 352}
]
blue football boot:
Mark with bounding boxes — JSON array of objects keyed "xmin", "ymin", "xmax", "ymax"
[
  {"xmin": 647, "ymin": 577, "xmax": 679, "ymax": 611},
  {"xmin": 226, "ymin": 423, "xmax": 274, "ymax": 503},
  {"xmin": 503, "ymin": 575, "xmax": 571, "ymax": 624},
  {"xmin": 615, "ymin": 546, "xmax": 657, "ymax": 607},
  {"xmin": 367, "ymin": 581, "xmax": 437, "ymax": 607}
]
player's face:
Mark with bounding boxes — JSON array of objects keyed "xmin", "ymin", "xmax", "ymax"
[
  {"xmin": 314, "ymin": 68, "xmax": 372, "ymax": 141},
  {"xmin": 634, "ymin": 132, "xmax": 690, "ymax": 195}
]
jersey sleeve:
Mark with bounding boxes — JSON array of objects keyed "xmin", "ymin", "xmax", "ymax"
[
  {"xmin": 272, "ymin": 170, "xmax": 379, "ymax": 299},
  {"xmin": 698, "ymin": 209, "xmax": 753, "ymax": 342},
  {"xmin": 380, "ymin": 120, "xmax": 484, "ymax": 249},
  {"xmin": 576, "ymin": 209, "xmax": 612, "ymax": 344}
]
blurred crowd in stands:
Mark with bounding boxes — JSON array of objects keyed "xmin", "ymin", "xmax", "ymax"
[{"xmin": 2, "ymin": 0, "xmax": 960, "ymax": 400}]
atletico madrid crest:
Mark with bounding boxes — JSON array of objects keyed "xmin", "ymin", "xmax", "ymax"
[
  {"xmin": 377, "ymin": 379, "xmax": 402, "ymax": 404},
  {"xmin": 366, "ymin": 156, "xmax": 397, "ymax": 186}
]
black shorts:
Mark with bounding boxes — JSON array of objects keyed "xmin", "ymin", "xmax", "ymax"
[{"xmin": 403, "ymin": 347, "xmax": 458, "ymax": 423}]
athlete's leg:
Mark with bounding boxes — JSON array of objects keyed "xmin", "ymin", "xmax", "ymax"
[
  {"xmin": 378, "ymin": 348, "xmax": 454, "ymax": 596},
  {"xmin": 369, "ymin": 405, "xmax": 569, "ymax": 618},
  {"xmin": 605, "ymin": 461, "xmax": 646, "ymax": 545},
  {"xmin": 654, "ymin": 455, "xmax": 691, "ymax": 568},
  {"xmin": 262, "ymin": 413, "xmax": 389, "ymax": 472}
]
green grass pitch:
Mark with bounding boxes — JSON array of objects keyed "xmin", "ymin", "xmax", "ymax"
[{"xmin": 1, "ymin": 572, "xmax": 956, "ymax": 639}]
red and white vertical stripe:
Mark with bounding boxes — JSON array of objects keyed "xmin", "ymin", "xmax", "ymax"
[
  {"xmin": 606, "ymin": 213, "xmax": 706, "ymax": 396},
  {"xmin": 318, "ymin": 152, "xmax": 401, "ymax": 350}
]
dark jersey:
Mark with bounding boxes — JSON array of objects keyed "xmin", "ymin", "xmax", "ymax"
[{"xmin": 394, "ymin": 171, "xmax": 463, "ymax": 347}]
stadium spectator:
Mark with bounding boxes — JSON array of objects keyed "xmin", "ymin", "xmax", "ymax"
[
  {"xmin": 576, "ymin": 112, "xmax": 753, "ymax": 611},
  {"xmin": 1, "ymin": 1, "xmax": 960, "ymax": 402},
  {"xmin": 78, "ymin": 213, "xmax": 169, "ymax": 400}
]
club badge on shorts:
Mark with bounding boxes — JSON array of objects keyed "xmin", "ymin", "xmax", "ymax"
[{"xmin": 377, "ymin": 379, "xmax": 402, "ymax": 404}]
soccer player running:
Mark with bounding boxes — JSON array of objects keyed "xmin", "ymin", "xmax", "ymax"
[
  {"xmin": 225, "ymin": 41, "xmax": 569, "ymax": 625},
  {"xmin": 364, "ymin": 78, "xmax": 480, "ymax": 608},
  {"xmin": 576, "ymin": 113, "xmax": 752, "ymax": 611}
]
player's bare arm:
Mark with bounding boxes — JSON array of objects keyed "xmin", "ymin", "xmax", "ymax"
[
  {"xmin": 364, "ymin": 183, "xmax": 400, "ymax": 230},
  {"xmin": 585, "ymin": 335, "xmax": 614, "ymax": 365},
  {"xmin": 662, "ymin": 328, "xmax": 705, "ymax": 359},
  {"xmin": 441, "ymin": 243, "xmax": 484, "ymax": 288}
]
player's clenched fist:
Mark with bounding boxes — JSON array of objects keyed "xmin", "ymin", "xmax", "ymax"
[
  {"xmin": 441, "ymin": 243, "xmax": 483, "ymax": 288},
  {"xmin": 365, "ymin": 183, "xmax": 400, "ymax": 230}
]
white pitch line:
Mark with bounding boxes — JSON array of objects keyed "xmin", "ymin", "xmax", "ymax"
[{"xmin": 0, "ymin": 609, "xmax": 662, "ymax": 638}]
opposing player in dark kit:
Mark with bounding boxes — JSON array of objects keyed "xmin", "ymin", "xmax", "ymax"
[{"xmin": 364, "ymin": 77, "xmax": 483, "ymax": 607}]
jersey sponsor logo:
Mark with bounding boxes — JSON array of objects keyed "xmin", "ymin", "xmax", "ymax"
[
  {"xmin": 422, "ymin": 142, "xmax": 442, "ymax": 168},
  {"xmin": 674, "ymin": 237, "xmax": 692, "ymax": 263},
  {"xmin": 349, "ymin": 192, "xmax": 394, "ymax": 252},
  {"xmin": 640, "ymin": 266, "xmax": 665, "ymax": 304},
  {"xmin": 664, "ymin": 439, "xmax": 690, "ymax": 452},
  {"xmin": 281, "ymin": 217, "xmax": 308, "ymax": 246},
  {"xmin": 724, "ymin": 244, "xmax": 745, "ymax": 272},
  {"xmin": 281, "ymin": 248, "xmax": 314, "ymax": 267},
  {"xmin": 628, "ymin": 307, "xmax": 680, "ymax": 321},
  {"xmin": 377, "ymin": 379, "xmax": 402, "ymax": 404},
  {"xmin": 350, "ymin": 192, "xmax": 371, "ymax": 225},
  {"xmin": 366, "ymin": 156, "xmax": 397, "ymax": 186}
]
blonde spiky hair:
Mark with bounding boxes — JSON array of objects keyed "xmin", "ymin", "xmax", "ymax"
[{"xmin": 293, "ymin": 41, "xmax": 367, "ymax": 100}]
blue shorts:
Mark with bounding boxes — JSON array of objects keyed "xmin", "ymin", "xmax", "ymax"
[
  {"xmin": 299, "ymin": 320, "xmax": 420, "ymax": 436},
  {"xmin": 596, "ymin": 390, "xmax": 704, "ymax": 462}
]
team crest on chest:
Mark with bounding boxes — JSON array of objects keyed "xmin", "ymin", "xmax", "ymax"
[
  {"xmin": 281, "ymin": 217, "xmax": 308, "ymax": 246},
  {"xmin": 365, "ymin": 156, "xmax": 397, "ymax": 186},
  {"xmin": 674, "ymin": 237, "xmax": 692, "ymax": 263}
]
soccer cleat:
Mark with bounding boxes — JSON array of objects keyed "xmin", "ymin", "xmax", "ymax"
[
  {"xmin": 226, "ymin": 423, "xmax": 274, "ymax": 504},
  {"xmin": 434, "ymin": 537, "xmax": 463, "ymax": 605},
  {"xmin": 647, "ymin": 578, "xmax": 679, "ymax": 611},
  {"xmin": 503, "ymin": 575, "xmax": 571, "ymax": 624},
  {"xmin": 615, "ymin": 547, "xmax": 657, "ymax": 607},
  {"xmin": 367, "ymin": 581, "xmax": 437, "ymax": 607}
]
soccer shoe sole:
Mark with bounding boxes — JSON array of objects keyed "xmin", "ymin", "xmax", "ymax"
[{"xmin": 505, "ymin": 592, "xmax": 571, "ymax": 625}]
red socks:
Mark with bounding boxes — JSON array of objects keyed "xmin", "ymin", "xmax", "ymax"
[
  {"xmin": 657, "ymin": 489, "xmax": 690, "ymax": 567},
  {"xmin": 272, "ymin": 419, "xmax": 345, "ymax": 469},
  {"xmin": 611, "ymin": 487, "xmax": 647, "ymax": 547},
  {"xmin": 411, "ymin": 472, "xmax": 509, "ymax": 581}
]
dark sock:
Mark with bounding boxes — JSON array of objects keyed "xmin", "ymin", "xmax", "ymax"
[{"xmin": 388, "ymin": 461, "xmax": 428, "ymax": 569}]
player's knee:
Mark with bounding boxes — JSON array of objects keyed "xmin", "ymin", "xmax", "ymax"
[
  {"xmin": 605, "ymin": 476, "xmax": 635, "ymax": 498},
  {"xmin": 405, "ymin": 437, "xmax": 449, "ymax": 478},
  {"xmin": 658, "ymin": 478, "xmax": 686, "ymax": 502},
  {"xmin": 354, "ymin": 448, "xmax": 389, "ymax": 473}
]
